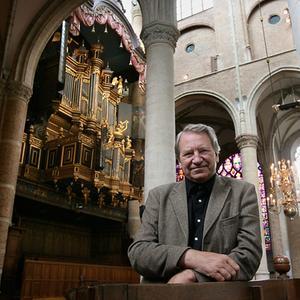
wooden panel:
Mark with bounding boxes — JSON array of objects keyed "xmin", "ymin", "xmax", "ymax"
[
  {"xmin": 285, "ymin": 278, "xmax": 300, "ymax": 300},
  {"xmin": 1, "ymin": 227, "xmax": 24, "ymax": 294},
  {"xmin": 128, "ymin": 282, "xmax": 253, "ymax": 300},
  {"xmin": 20, "ymin": 259, "xmax": 139, "ymax": 300},
  {"xmin": 66, "ymin": 279, "xmax": 300, "ymax": 300},
  {"xmin": 249, "ymin": 279, "xmax": 300, "ymax": 300}
]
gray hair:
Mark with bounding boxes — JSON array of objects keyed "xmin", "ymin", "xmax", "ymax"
[{"xmin": 175, "ymin": 124, "xmax": 221, "ymax": 158}]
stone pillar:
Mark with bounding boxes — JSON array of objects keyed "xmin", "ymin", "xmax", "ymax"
[
  {"xmin": 131, "ymin": 81, "xmax": 145, "ymax": 140},
  {"xmin": 236, "ymin": 134, "xmax": 270, "ymax": 279},
  {"xmin": 287, "ymin": 0, "xmax": 300, "ymax": 58},
  {"xmin": 131, "ymin": 0, "xmax": 142, "ymax": 36},
  {"xmin": 128, "ymin": 199, "xmax": 141, "ymax": 239},
  {"xmin": 141, "ymin": 22, "xmax": 179, "ymax": 200},
  {"xmin": 268, "ymin": 214, "xmax": 284, "ymax": 259},
  {"xmin": 0, "ymin": 80, "xmax": 32, "ymax": 283},
  {"xmin": 287, "ymin": 214, "xmax": 300, "ymax": 277},
  {"xmin": 127, "ymin": 82, "xmax": 145, "ymax": 238}
]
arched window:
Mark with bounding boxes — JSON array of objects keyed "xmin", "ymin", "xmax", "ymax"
[{"xmin": 176, "ymin": 153, "xmax": 272, "ymax": 251}]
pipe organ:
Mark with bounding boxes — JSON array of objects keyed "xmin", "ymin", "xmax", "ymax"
[{"xmin": 19, "ymin": 41, "xmax": 142, "ymax": 210}]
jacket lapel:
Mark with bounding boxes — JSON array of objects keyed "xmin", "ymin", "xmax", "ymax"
[
  {"xmin": 203, "ymin": 176, "xmax": 231, "ymax": 239},
  {"xmin": 169, "ymin": 180, "xmax": 189, "ymax": 243}
]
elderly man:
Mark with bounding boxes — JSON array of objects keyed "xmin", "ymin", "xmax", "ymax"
[{"xmin": 128, "ymin": 124, "xmax": 262, "ymax": 283}]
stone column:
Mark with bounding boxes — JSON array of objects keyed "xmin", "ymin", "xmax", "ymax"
[
  {"xmin": 268, "ymin": 213, "xmax": 284, "ymax": 259},
  {"xmin": 287, "ymin": 214, "xmax": 300, "ymax": 277},
  {"xmin": 287, "ymin": 0, "xmax": 300, "ymax": 58},
  {"xmin": 128, "ymin": 199, "xmax": 141, "ymax": 239},
  {"xmin": 131, "ymin": 81, "xmax": 145, "ymax": 141},
  {"xmin": 236, "ymin": 134, "xmax": 270, "ymax": 279},
  {"xmin": 131, "ymin": 0, "xmax": 142, "ymax": 37},
  {"xmin": 0, "ymin": 80, "xmax": 32, "ymax": 283},
  {"xmin": 141, "ymin": 22, "xmax": 179, "ymax": 200},
  {"xmin": 127, "ymin": 82, "xmax": 145, "ymax": 238}
]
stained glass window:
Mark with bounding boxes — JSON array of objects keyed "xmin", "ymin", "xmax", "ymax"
[
  {"xmin": 176, "ymin": 163, "xmax": 185, "ymax": 182},
  {"xmin": 176, "ymin": 153, "xmax": 272, "ymax": 251}
]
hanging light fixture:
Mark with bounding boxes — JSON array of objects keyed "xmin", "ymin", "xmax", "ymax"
[
  {"xmin": 267, "ymin": 160, "xmax": 299, "ymax": 219},
  {"xmin": 258, "ymin": 1, "xmax": 299, "ymax": 220}
]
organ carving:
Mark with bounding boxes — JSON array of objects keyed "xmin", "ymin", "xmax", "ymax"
[{"xmin": 19, "ymin": 40, "xmax": 143, "ymax": 211}]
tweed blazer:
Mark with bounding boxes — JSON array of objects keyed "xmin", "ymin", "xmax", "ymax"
[{"xmin": 128, "ymin": 175, "xmax": 262, "ymax": 282}]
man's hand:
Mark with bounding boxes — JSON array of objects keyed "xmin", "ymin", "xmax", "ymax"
[
  {"xmin": 179, "ymin": 249, "xmax": 240, "ymax": 282},
  {"xmin": 167, "ymin": 269, "xmax": 197, "ymax": 284}
]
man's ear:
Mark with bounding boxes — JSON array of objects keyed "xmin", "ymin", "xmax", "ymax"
[{"xmin": 215, "ymin": 153, "xmax": 219, "ymax": 163}]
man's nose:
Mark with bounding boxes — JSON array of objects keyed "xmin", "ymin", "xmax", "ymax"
[{"xmin": 192, "ymin": 152, "xmax": 202, "ymax": 164}]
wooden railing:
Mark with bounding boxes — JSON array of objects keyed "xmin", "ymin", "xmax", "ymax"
[
  {"xmin": 20, "ymin": 259, "xmax": 140, "ymax": 300},
  {"xmin": 66, "ymin": 279, "xmax": 300, "ymax": 300}
]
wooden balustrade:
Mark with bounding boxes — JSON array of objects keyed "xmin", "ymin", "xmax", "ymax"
[
  {"xmin": 19, "ymin": 259, "xmax": 300, "ymax": 300},
  {"xmin": 66, "ymin": 279, "xmax": 300, "ymax": 300},
  {"xmin": 20, "ymin": 259, "xmax": 140, "ymax": 300}
]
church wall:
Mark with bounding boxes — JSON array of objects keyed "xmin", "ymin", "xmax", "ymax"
[
  {"xmin": 175, "ymin": 0, "xmax": 299, "ymax": 111},
  {"xmin": 0, "ymin": 0, "xmax": 48, "ymax": 75},
  {"xmin": 177, "ymin": 6, "xmax": 214, "ymax": 29},
  {"xmin": 174, "ymin": 26, "xmax": 217, "ymax": 83},
  {"xmin": 248, "ymin": 0, "xmax": 294, "ymax": 60},
  {"xmin": 176, "ymin": 50, "xmax": 299, "ymax": 99},
  {"xmin": 175, "ymin": 0, "xmax": 295, "ymax": 90}
]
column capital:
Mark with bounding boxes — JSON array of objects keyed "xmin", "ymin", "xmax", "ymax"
[
  {"xmin": 236, "ymin": 134, "xmax": 259, "ymax": 150},
  {"xmin": 141, "ymin": 22, "xmax": 180, "ymax": 50},
  {"xmin": 6, "ymin": 80, "xmax": 32, "ymax": 104}
]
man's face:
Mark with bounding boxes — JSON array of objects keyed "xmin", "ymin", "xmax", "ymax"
[{"xmin": 178, "ymin": 132, "xmax": 219, "ymax": 183}]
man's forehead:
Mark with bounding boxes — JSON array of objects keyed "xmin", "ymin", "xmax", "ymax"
[
  {"xmin": 179, "ymin": 132, "xmax": 213, "ymax": 148},
  {"xmin": 180, "ymin": 131, "xmax": 210, "ymax": 142}
]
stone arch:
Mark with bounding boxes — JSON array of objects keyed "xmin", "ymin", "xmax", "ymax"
[
  {"xmin": 174, "ymin": 24, "xmax": 217, "ymax": 82},
  {"xmin": 284, "ymin": 124, "xmax": 300, "ymax": 161},
  {"xmin": 14, "ymin": 0, "xmax": 145, "ymax": 88},
  {"xmin": 175, "ymin": 89, "xmax": 239, "ymax": 131},
  {"xmin": 175, "ymin": 90, "xmax": 240, "ymax": 163},
  {"xmin": 247, "ymin": 0, "xmax": 271, "ymax": 20},
  {"xmin": 14, "ymin": 0, "xmax": 85, "ymax": 87},
  {"xmin": 247, "ymin": 66, "xmax": 300, "ymax": 161},
  {"xmin": 179, "ymin": 23, "xmax": 215, "ymax": 34},
  {"xmin": 276, "ymin": 111, "xmax": 300, "ymax": 160},
  {"xmin": 246, "ymin": 0, "xmax": 293, "ymax": 59}
]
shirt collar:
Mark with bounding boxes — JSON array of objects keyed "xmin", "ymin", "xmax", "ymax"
[{"xmin": 185, "ymin": 174, "xmax": 216, "ymax": 196}]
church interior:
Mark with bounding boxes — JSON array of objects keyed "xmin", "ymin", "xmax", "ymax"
[{"xmin": 0, "ymin": 0, "xmax": 300, "ymax": 299}]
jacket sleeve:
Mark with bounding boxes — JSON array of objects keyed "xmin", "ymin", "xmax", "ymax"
[
  {"xmin": 127, "ymin": 187, "xmax": 189, "ymax": 282},
  {"xmin": 228, "ymin": 183, "xmax": 263, "ymax": 280}
]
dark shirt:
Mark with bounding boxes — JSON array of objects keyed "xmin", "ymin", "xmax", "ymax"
[{"xmin": 185, "ymin": 175, "xmax": 216, "ymax": 250}]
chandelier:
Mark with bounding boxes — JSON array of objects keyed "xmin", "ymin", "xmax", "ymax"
[
  {"xmin": 257, "ymin": 1, "xmax": 299, "ymax": 220},
  {"xmin": 267, "ymin": 159, "xmax": 299, "ymax": 220}
]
